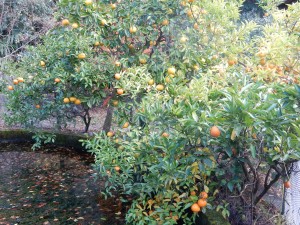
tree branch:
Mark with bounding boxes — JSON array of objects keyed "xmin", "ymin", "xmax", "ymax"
[{"xmin": 254, "ymin": 166, "xmax": 281, "ymax": 205}]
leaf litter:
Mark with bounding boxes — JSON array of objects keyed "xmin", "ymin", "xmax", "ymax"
[{"xmin": 0, "ymin": 143, "xmax": 125, "ymax": 224}]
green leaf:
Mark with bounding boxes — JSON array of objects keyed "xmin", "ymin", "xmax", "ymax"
[
  {"xmin": 250, "ymin": 145, "xmax": 256, "ymax": 158},
  {"xmin": 192, "ymin": 111, "xmax": 198, "ymax": 122}
]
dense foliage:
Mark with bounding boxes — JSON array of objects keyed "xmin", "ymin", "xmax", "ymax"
[
  {"xmin": 0, "ymin": 0, "xmax": 55, "ymax": 60},
  {"xmin": 2, "ymin": 0, "xmax": 300, "ymax": 224}
]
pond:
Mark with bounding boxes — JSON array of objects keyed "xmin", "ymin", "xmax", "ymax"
[{"xmin": 0, "ymin": 143, "xmax": 125, "ymax": 225}]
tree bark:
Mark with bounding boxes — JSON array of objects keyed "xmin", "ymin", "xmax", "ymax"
[
  {"xmin": 102, "ymin": 106, "xmax": 114, "ymax": 133},
  {"xmin": 254, "ymin": 166, "xmax": 281, "ymax": 205}
]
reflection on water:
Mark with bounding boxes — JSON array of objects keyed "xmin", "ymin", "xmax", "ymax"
[{"xmin": 0, "ymin": 143, "xmax": 124, "ymax": 225}]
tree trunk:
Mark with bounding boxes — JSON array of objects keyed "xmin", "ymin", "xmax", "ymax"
[{"xmin": 102, "ymin": 106, "xmax": 114, "ymax": 133}]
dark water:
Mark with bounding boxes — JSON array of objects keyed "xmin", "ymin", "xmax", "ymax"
[{"xmin": 0, "ymin": 143, "xmax": 124, "ymax": 225}]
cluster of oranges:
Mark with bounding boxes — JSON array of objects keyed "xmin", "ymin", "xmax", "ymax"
[
  {"xmin": 191, "ymin": 191, "xmax": 208, "ymax": 213},
  {"xmin": 7, "ymin": 77, "xmax": 24, "ymax": 90},
  {"xmin": 63, "ymin": 97, "xmax": 81, "ymax": 105}
]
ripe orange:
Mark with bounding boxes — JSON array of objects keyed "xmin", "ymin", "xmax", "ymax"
[
  {"xmin": 257, "ymin": 51, "xmax": 267, "ymax": 58},
  {"xmin": 107, "ymin": 131, "xmax": 114, "ymax": 137},
  {"xmin": 115, "ymin": 61, "xmax": 121, "ymax": 67},
  {"xmin": 191, "ymin": 203, "xmax": 201, "ymax": 213},
  {"xmin": 180, "ymin": 36, "xmax": 188, "ymax": 43},
  {"xmin": 122, "ymin": 122, "xmax": 129, "ymax": 128},
  {"xmin": 228, "ymin": 59, "xmax": 236, "ymax": 66},
  {"xmin": 187, "ymin": 10, "xmax": 192, "ymax": 17},
  {"xmin": 13, "ymin": 79, "xmax": 18, "ymax": 85},
  {"xmin": 100, "ymin": 19, "xmax": 107, "ymax": 26},
  {"xmin": 128, "ymin": 44, "xmax": 135, "ymax": 50},
  {"xmin": 85, "ymin": 0, "xmax": 93, "ymax": 5},
  {"xmin": 148, "ymin": 79, "xmax": 154, "ymax": 85},
  {"xmin": 61, "ymin": 19, "xmax": 70, "ymax": 26},
  {"xmin": 268, "ymin": 63, "xmax": 276, "ymax": 69},
  {"xmin": 139, "ymin": 58, "xmax": 147, "ymax": 64},
  {"xmin": 94, "ymin": 41, "xmax": 100, "ymax": 46},
  {"xmin": 200, "ymin": 192, "xmax": 208, "ymax": 199},
  {"xmin": 162, "ymin": 132, "xmax": 169, "ymax": 138},
  {"xmin": 110, "ymin": 3, "xmax": 116, "ymax": 9},
  {"xmin": 69, "ymin": 97, "xmax": 76, "ymax": 102},
  {"xmin": 165, "ymin": 77, "xmax": 171, "ymax": 83},
  {"xmin": 197, "ymin": 199, "xmax": 207, "ymax": 207},
  {"xmin": 40, "ymin": 61, "xmax": 46, "ymax": 67},
  {"xmin": 161, "ymin": 19, "xmax": 169, "ymax": 26},
  {"xmin": 118, "ymin": 146, "xmax": 125, "ymax": 151},
  {"xmin": 260, "ymin": 58, "xmax": 266, "ymax": 66},
  {"xmin": 188, "ymin": 0, "xmax": 195, "ymax": 2},
  {"xmin": 284, "ymin": 181, "xmax": 291, "ymax": 188},
  {"xmin": 156, "ymin": 84, "xmax": 164, "ymax": 91},
  {"xmin": 8, "ymin": 85, "xmax": 14, "ymax": 91},
  {"xmin": 284, "ymin": 66, "xmax": 291, "ymax": 72},
  {"xmin": 190, "ymin": 191, "xmax": 196, "ymax": 196},
  {"xmin": 167, "ymin": 67, "xmax": 176, "ymax": 75},
  {"xmin": 72, "ymin": 23, "xmax": 79, "ymax": 29},
  {"xmin": 193, "ymin": 23, "xmax": 199, "ymax": 30},
  {"xmin": 17, "ymin": 77, "xmax": 24, "ymax": 83},
  {"xmin": 210, "ymin": 126, "xmax": 221, "ymax": 138},
  {"xmin": 117, "ymin": 88, "xmax": 124, "ymax": 95},
  {"xmin": 77, "ymin": 53, "xmax": 86, "ymax": 59},
  {"xmin": 114, "ymin": 73, "xmax": 121, "ymax": 80},
  {"xmin": 54, "ymin": 78, "xmax": 61, "ymax": 83},
  {"xmin": 180, "ymin": 1, "xmax": 186, "ymax": 6},
  {"xmin": 193, "ymin": 65, "xmax": 199, "ymax": 71},
  {"xmin": 63, "ymin": 98, "xmax": 70, "ymax": 104},
  {"xmin": 74, "ymin": 99, "xmax": 81, "ymax": 105},
  {"xmin": 129, "ymin": 26, "xmax": 137, "ymax": 34},
  {"xmin": 112, "ymin": 100, "xmax": 118, "ymax": 106},
  {"xmin": 35, "ymin": 104, "xmax": 41, "ymax": 109},
  {"xmin": 150, "ymin": 41, "xmax": 156, "ymax": 46},
  {"xmin": 114, "ymin": 166, "xmax": 121, "ymax": 172}
]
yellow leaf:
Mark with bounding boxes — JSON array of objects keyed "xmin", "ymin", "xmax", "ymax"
[
  {"xmin": 213, "ymin": 189, "xmax": 219, "ymax": 196},
  {"xmin": 231, "ymin": 130, "xmax": 236, "ymax": 141},
  {"xmin": 191, "ymin": 162, "xmax": 198, "ymax": 167},
  {"xmin": 194, "ymin": 175, "xmax": 201, "ymax": 180},
  {"xmin": 204, "ymin": 185, "xmax": 209, "ymax": 193},
  {"xmin": 147, "ymin": 199, "xmax": 155, "ymax": 208}
]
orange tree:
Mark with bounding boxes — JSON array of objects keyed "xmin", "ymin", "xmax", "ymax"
[
  {"xmin": 2, "ymin": 0, "xmax": 300, "ymax": 224},
  {"xmin": 76, "ymin": 0, "xmax": 299, "ymax": 224},
  {"xmin": 80, "ymin": 0, "xmax": 299, "ymax": 224}
]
